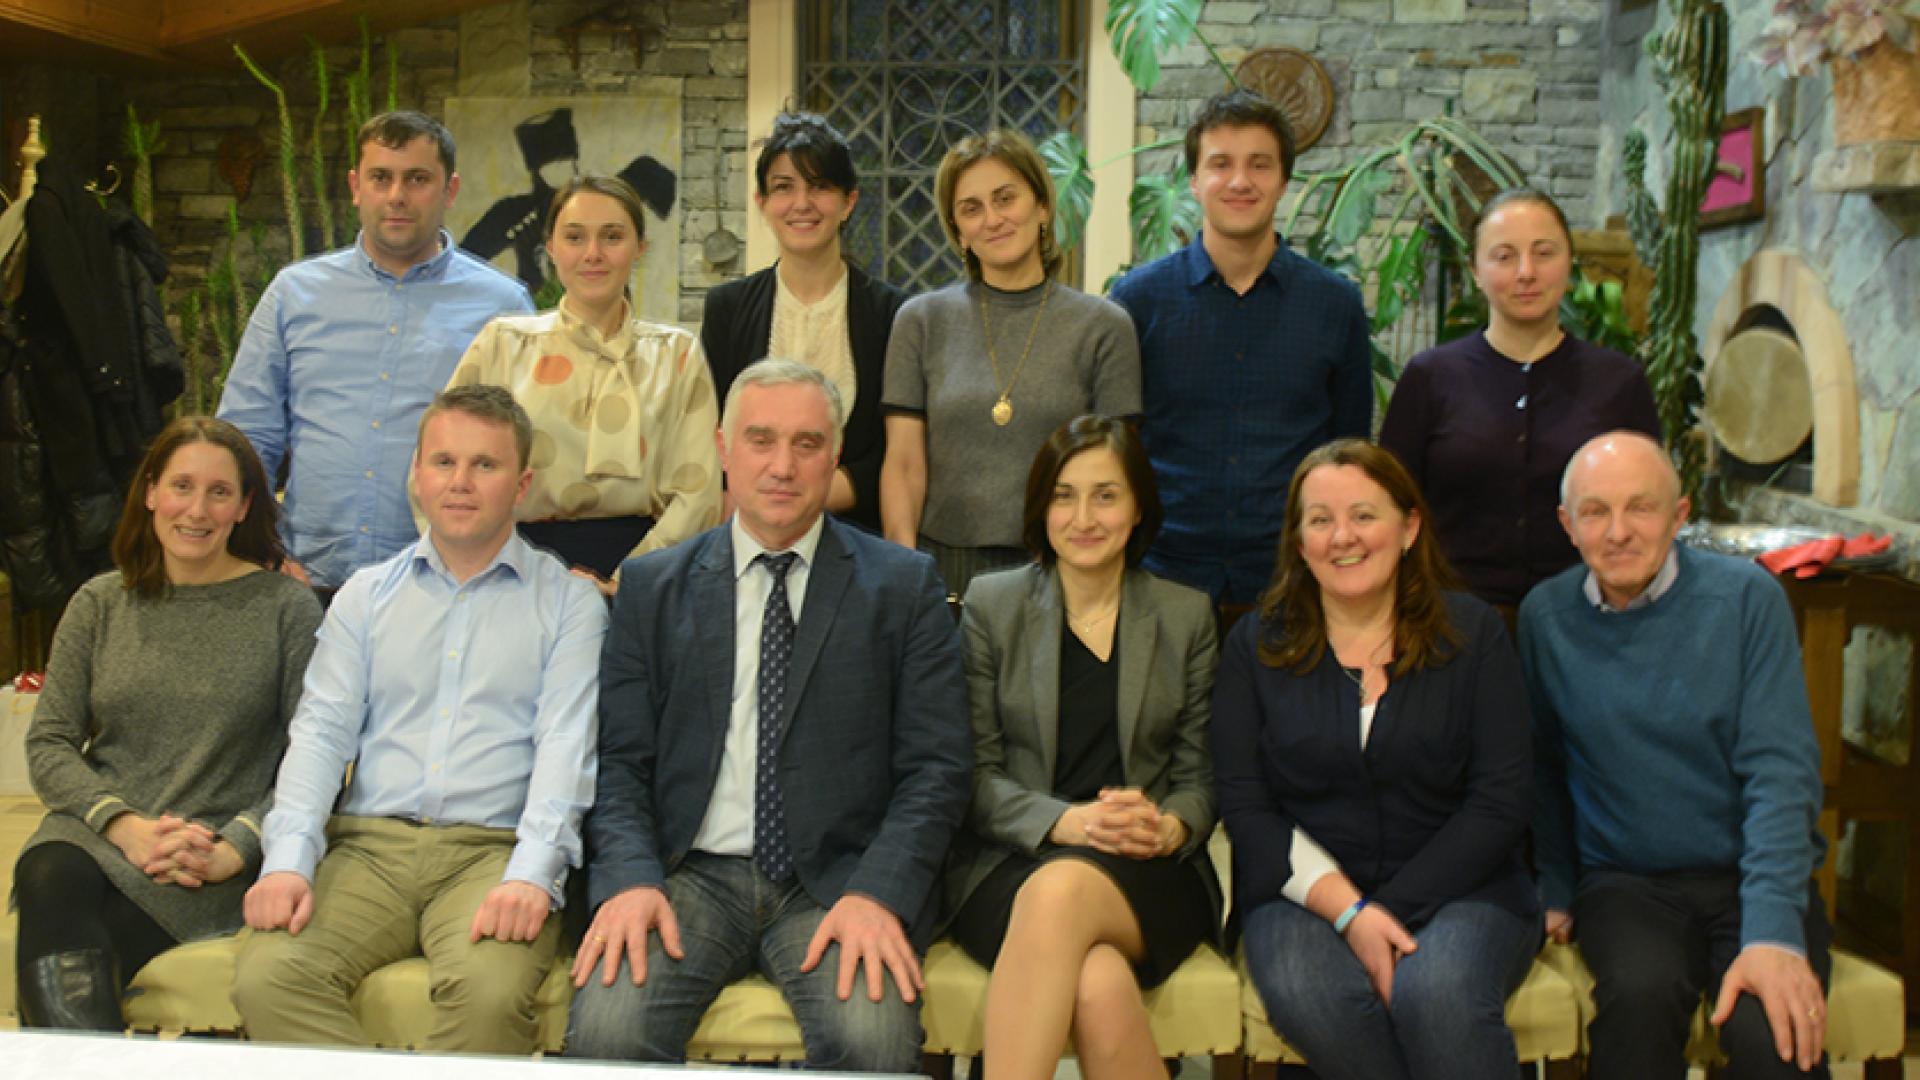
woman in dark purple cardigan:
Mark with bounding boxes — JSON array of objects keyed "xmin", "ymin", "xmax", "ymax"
[
  {"xmin": 1379, "ymin": 188, "xmax": 1658, "ymax": 613},
  {"xmin": 1213, "ymin": 439, "xmax": 1538, "ymax": 1080}
]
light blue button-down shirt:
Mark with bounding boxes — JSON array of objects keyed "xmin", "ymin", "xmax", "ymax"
[
  {"xmin": 260, "ymin": 532, "xmax": 607, "ymax": 905},
  {"xmin": 217, "ymin": 232, "xmax": 533, "ymax": 588}
]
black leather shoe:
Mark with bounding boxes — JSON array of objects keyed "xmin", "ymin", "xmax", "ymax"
[{"xmin": 17, "ymin": 948, "xmax": 124, "ymax": 1030}]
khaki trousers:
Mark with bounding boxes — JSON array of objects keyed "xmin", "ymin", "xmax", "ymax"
[{"xmin": 233, "ymin": 816, "xmax": 559, "ymax": 1053}]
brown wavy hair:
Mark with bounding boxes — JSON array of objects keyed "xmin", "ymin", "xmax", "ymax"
[
  {"xmin": 112, "ymin": 416, "xmax": 285, "ymax": 598},
  {"xmin": 1255, "ymin": 439, "xmax": 1461, "ymax": 674}
]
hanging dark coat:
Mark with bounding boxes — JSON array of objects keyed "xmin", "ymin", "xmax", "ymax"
[{"xmin": 0, "ymin": 154, "xmax": 182, "ymax": 611}]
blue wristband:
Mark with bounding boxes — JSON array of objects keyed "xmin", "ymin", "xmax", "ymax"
[{"xmin": 1333, "ymin": 898, "xmax": 1368, "ymax": 934}]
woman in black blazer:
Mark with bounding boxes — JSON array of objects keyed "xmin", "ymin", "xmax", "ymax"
[
  {"xmin": 1212, "ymin": 439, "xmax": 1539, "ymax": 1080},
  {"xmin": 949, "ymin": 416, "xmax": 1220, "ymax": 1080},
  {"xmin": 700, "ymin": 112, "xmax": 906, "ymax": 534}
]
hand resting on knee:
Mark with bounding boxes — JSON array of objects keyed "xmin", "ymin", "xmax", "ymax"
[{"xmin": 573, "ymin": 885, "xmax": 683, "ymax": 988}]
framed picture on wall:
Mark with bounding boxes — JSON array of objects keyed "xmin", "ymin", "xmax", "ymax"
[{"xmin": 1700, "ymin": 107, "xmax": 1766, "ymax": 230}]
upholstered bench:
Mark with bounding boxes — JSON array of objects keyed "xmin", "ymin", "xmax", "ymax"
[
  {"xmin": 123, "ymin": 934, "xmax": 810, "ymax": 1059},
  {"xmin": 1535, "ymin": 941, "xmax": 1905, "ymax": 1077},
  {"xmin": 124, "ymin": 931, "xmax": 1247, "ymax": 1068},
  {"xmin": 1237, "ymin": 951, "xmax": 1585, "ymax": 1080}
]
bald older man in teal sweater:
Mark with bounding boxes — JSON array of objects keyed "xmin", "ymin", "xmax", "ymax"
[{"xmin": 1519, "ymin": 431, "xmax": 1829, "ymax": 1080}]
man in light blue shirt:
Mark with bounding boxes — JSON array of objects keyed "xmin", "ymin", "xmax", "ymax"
[
  {"xmin": 235, "ymin": 385, "xmax": 606, "ymax": 1053},
  {"xmin": 217, "ymin": 111, "xmax": 532, "ymax": 593}
]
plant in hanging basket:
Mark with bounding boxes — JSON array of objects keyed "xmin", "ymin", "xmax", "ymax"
[{"xmin": 1752, "ymin": 0, "xmax": 1920, "ymax": 76}]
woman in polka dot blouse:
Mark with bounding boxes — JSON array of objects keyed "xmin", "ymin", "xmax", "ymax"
[{"xmin": 447, "ymin": 175, "xmax": 723, "ymax": 591}]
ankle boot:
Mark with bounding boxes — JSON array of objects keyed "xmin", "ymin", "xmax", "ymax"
[{"xmin": 18, "ymin": 947, "xmax": 124, "ymax": 1030}]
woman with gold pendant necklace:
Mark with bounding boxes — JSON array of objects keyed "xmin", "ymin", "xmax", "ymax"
[{"xmin": 881, "ymin": 129, "xmax": 1140, "ymax": 597}]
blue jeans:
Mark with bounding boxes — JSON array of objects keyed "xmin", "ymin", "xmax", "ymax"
[
  {"xmin": 1243, "ymin": 897, "xmax": 1540, "ymax": 1080},
  {"xmin": 565, "ymin": 853, "xmax": 923, "ymax": 1070}
]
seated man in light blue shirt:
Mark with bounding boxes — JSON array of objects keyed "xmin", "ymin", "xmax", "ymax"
[
  {"xmin": 234, "ymin": 385, "xmax": 607, "ymax": 1053},
  {"xmin": 217, "ymin": 111, "xmax": 532, "ymax": 594}
]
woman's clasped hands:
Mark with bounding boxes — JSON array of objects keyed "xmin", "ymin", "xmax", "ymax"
[
  {"xmin": 105, "ymin": 812, "xmax": 244, "ymax": 888},
  {"xmin": 1049, "ymin": 787, "xmax": 1189, "ymax": 859}
]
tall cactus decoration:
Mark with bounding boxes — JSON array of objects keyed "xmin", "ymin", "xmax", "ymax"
[
  {"xmin": 308, "ymin": 38, "xmax": 337, "ymax": 249},
  {"xmin": 235, "ymin": 44, "xmax": 305, "ymax": 262},
  {"xmin": 1620, "ymin": 130, "xmax": 1662, "ymax": 269},
  {"xmin": 346, "ymin": 16, "xmax": 376, "ymax": 171},
  {"xmin": 1625, "ymin": 0, "xmax": 1728, "ymax": 502},
  {"xmin": 121, "ymin": 105, "xmax": 163, "ymax": 227}
]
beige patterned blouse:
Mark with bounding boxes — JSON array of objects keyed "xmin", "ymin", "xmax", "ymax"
[
  {"xmin": 767, "ymin": 266, "xmax": 857, "ymax": 424},
  {"xmin": 448, "ymin": 300, "xmax": 723, "ymax": 560}
]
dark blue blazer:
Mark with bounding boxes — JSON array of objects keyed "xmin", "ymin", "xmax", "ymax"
[{"xmin": 585, "ymin": 516, "xmax": 971, "ymax": 946}]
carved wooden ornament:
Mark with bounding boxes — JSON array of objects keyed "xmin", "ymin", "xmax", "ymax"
[{"xmin": 1234, "ymin": 48, "xmax": 1336, "ymax": 153}]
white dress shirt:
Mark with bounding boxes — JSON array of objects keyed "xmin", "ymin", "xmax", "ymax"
[{"xmin": 690, "ymin": 513, "xmax": 826, "ymax": 856}]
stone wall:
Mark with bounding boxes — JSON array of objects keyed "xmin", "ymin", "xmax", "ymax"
[
  {"xmin": 1134, "ymin": 0, "xmax": 1608, "ymax": 230},
  {"xmin": 1594, "ymin": 6, "xmax": 1920, "ymax": 922},
  {"xmin": 92, "ymin": 0, "xmax": 749, "ymax": 326},
  {"xmin": 1593, "ymin": 5, "xmax": 1920, "ymax": 537}
]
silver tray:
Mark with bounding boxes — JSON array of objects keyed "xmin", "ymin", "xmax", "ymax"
[
  {"xmin": 1678, "ymin": 523, "xmax": 1901, "ymax": 571},
  {"xmin": 1678, "ymin": 524, "xmax": 1832, "ymax": 557}
]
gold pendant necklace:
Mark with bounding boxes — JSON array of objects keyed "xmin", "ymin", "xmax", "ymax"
[{"xmin": 978, "ymin": 280, "xmax": 1053, "ymax": 427}]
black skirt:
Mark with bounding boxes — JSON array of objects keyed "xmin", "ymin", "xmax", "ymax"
[
  {"xmin": 948, "ymin": 844, "xmax": 1214, "ymax": 988},
  {"xmin": 518, "ymin": 515, "xmax": 653, "ymax": 580}
]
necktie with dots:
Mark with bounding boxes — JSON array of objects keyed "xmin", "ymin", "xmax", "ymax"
[{"xmin": 754, "ymin": 552, "xmax": 798, "ymax": 881}]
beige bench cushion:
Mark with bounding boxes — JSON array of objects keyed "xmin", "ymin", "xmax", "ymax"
[
  {"xmin": 921, "ymin": 938, "xmax": 1241, "ymax": 1058},
  {"xmin": 1240, "ymin": 951, "xmax": 1582, "ymax": 1065},
  {"xmin": 124, "ymin": 932, "xmax": 1243, "ymax": 1060},
  {"xmin": 124, "ymin": 936, "xmax": 244, "ymax": 1032}
]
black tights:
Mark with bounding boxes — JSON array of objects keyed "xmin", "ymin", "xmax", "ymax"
[{"xmin": 13, "ymin": 842, "xmax": 177, "ymax": 993}]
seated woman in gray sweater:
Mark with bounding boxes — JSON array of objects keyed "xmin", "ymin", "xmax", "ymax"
[
  {"xmin": 14, "ymin": 416, "xmax": 321, "ymax": 1030},
  {"xmin": 881, "ymin": 128, "xmax": 1141, "ymax": 597}
]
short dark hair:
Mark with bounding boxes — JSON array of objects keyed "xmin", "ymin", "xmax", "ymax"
[
  {"xmin": 417, "ymin": 384, "xmax": 534, "ymax": 470},
  {"xmin": 755, "ymin": 112, "xmax": 859, "ymax": 196},
  {"xmin": 358, "ymin": 110, "xmax": 456, "ymax": 175},
  {"xmin": 545, "ymin": 174, "xmax": 649, "ymax": 244},
  {"xmin": 1470, "ymin": 185, "xmax": 1574, "ymax": 260},
  {"xmin": 1184, "ymin": 89, "xmax": 1297, "ymax": 180},
  {"xmin": 1020, "ymin": 416, "xmax": 1164, "ymax": 567},
  {"xmin": 112, "ymin": 416, "xmax": 286, "ymax": 598}
]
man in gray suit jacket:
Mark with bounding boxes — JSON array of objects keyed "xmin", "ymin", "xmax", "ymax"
[{"xmin": 565, "ymin": 358, "xmax": 970, "ymax": 1070}]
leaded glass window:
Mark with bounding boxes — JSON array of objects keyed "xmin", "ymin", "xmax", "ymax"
[{"xmin": 803, "ymin": 0, "xmax": 1087, "ymax": 294}]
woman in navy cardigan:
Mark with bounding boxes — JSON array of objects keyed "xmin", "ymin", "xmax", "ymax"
[
  {"xmin": 1213, "ymin": 438, "xmax": 1539, "ymax": 1080},
  {"xmin": 1378, "ymin": 187, "xmax": 1658, "ymax": 618}
]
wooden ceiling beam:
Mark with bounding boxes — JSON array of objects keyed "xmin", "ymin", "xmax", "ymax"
[
  {"xmin": 1, "ymin": 0, "xmax": 500, "ymax": 70},
  {"xmin": 0, "ymin": 0, "xmax": 171, "ymax": 63}
]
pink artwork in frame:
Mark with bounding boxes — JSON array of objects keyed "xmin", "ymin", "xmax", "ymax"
[{"xmin": 1700, "ymin": 107, "xmax": 1765, "ymax": 229}]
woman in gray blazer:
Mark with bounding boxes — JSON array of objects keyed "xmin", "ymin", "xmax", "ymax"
[{"xmin": 948, "ymin": 415, "xmax": 1221, "ymax": 1080}]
